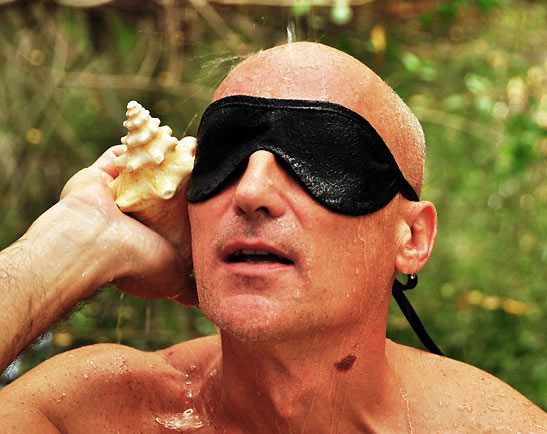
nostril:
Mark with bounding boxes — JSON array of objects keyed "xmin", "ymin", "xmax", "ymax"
[{"xmin": 235, "ymin": 205, "xmax": 270, "ymax": 217}]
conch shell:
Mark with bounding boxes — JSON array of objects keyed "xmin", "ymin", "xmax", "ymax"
[{"xmin": 109, "ymin": 101, "xmax": 196, "ymax": 304}]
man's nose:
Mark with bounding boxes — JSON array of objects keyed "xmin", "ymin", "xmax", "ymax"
[{"xmin": 232, "ymin": 151, "xmax": 287, "ymax": 218}]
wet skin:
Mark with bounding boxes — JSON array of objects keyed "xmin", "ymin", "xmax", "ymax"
[
  {"xmin": 2, "ymin": 336, "xmax": 545, "ymax": 433},
  {"xmin": 0, "ymin": 42, "xmax": 546, "ymax": 433},
  {"xmin": 190, "ymin": 150, "xmax": 400, "ymax": 345},
  {"xmin": 1, "ymin": 158, "xmax": 546, "ymax": 432}
]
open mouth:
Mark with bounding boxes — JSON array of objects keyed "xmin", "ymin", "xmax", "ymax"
[{"xmin": 227, "ymin": 249, "xmax": 294, "ymax": 265}]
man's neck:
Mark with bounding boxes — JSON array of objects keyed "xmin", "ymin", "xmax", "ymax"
[{"xmin": 207, "ymin": 325, "xmax": 411, "ymax": 433}]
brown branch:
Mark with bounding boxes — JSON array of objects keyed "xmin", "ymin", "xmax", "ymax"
[
  {"xmin": 413, "ymin": 107, "xmax": 505, "ymax": 145},
  {"xmin": 205, "ymin": 0, "xmax": 374, "ymax": 5},
  {"xmin": 187, "ymin": 0, "xmax": 250, "ymax": 54}
]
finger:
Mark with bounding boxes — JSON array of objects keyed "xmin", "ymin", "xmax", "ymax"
[
  {"xmin": 92, "ymin": 145, "xmax": 127, "ymax": 181},
  {"xmin": 113, "ymin": 222, "xmax": 198, "ymax": 305},
  {"xmin": 114, "ymin": 271, "xmax": 198, "ymax": 305},
  {"xmin": 179, "ymin": 136, "xmax": 197, "ymax": 157},
  {"xmin": 60, "ymin": 146, "xmax": 127, "ymax": 199}
]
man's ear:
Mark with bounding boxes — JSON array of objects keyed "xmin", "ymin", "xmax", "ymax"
[{"xmin": 394, "ymin": 200, "xmax": 437, "ymax": 275}]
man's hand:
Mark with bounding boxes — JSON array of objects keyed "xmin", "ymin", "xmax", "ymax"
[
  {"xmin": 0, "ymin": 146, "xmax": 195, "ymax": 373},
  {"xmin": 60, "ymin": 145, "xmax": 196, "ymax": 302}
]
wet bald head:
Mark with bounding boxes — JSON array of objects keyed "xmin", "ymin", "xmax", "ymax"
[{"xmin": 214, "ymin": 42, "xmax": 425, "ymax": 194}]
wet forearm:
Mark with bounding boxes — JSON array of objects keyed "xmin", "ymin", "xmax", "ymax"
[{"xmin": 0, "ymin": 200, "xmax": 116, "ymax": 373}]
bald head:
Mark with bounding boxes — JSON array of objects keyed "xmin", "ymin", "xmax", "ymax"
[{"xmin": 214, "ymin": 42, "xmax": 425, "ymax": 194}]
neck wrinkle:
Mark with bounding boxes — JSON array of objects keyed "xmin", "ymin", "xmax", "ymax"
[{"xmin": 209, "ymin": 324, "xmax": 402, "ymax": 434}]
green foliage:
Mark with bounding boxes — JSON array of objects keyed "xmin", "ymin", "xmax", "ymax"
[
  {"xmin": 0, "ymin": 0, "xmax": 545, "ymax": 410},
  {"xmin": 383, "ymin": 2, "xmax": 546, "ymax": 409}
]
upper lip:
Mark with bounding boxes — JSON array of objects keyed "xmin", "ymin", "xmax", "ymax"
[{"xmin": 222, "ymin": 241, "xmax": 295, "ymax": 265}]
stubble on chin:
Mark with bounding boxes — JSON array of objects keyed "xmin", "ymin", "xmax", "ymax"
[{"xmin": 196, "ymin": 277, "xmax": 280, "ymax": 343}]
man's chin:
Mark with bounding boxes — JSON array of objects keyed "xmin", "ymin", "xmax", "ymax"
[
  {"xmin": 217, "ymin": 324, "xmax": 277, "ymax": 343},
  {"xmin": 198, "ymin": 292, "xmax": 297, "ymax": 343}
]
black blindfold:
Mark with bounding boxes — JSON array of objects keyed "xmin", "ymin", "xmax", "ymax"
[{"xmin": 186, "ymin": 95, "xmax": 418, "ymax": 215}]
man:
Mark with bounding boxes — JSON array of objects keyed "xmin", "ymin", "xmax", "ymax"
[{"xmin": 0, "ymin": 42, "xmax": 545, "ymax": 433}]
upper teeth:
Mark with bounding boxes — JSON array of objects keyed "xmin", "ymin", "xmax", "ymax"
[{"xmin": 237, "ymin": 249, "xmax": 271, "ymax": 255}]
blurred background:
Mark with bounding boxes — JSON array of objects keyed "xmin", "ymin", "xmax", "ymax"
[{"xmin": 0, "ymin": 0, "xmax": 545, "ymax": 409}]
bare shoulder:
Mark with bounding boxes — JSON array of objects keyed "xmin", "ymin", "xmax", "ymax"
[
  {"xmin": 156, "ymin": 333, "xmax": 221, "ymax": 372},
  {"xmin": 0, "ymin": 335, "xmax": 221, "ymax": 433},
  {"xmin": 387, "ymin": 340, "xmax": 547, "ymax": 433}
]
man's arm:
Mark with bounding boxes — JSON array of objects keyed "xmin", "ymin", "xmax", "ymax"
[
  {"xmin": 0, "ymin": 146, "xmax": 189, "ymax": 373},
  {"xmin": 0, "ymin": 202, "xmax": 114, "ymax": 373}
]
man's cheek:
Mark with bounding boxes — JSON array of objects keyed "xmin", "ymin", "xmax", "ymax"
[
  {"xmin": 191, "ymin": 240, "xmax": 213, "ymax": 281},
  {"xmin": 189, "ymin": 225, "xmax": 212, "ymax": 282},
  {"xmin": 188, "ymin": 208, "xmax": 209, "ymax": 254}
]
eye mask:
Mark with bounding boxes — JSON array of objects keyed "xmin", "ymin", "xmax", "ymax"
[{"xmin": 186, "ymin": 95, "xmax": 419, "ymax": 215}]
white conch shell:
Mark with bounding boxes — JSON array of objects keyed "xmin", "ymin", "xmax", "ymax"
[
  {"xmin": 108, "ymin": 102, "xmax": 197, "ymax": 305},
  {"xmin": 109, "ymin": 101, "xmax": 196, "ymax": 212}
]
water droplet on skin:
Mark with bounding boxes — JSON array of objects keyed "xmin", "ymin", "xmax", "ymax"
[
  {"xmin": 400, "ymin": 388, "xmax": 414, "ymax": 434},
  {"xmin": 457, "ymin": 403, "xmax": 473, "ymax": 413},
  {"xmin": 87, "ymin": 359, "xmax": 97, "ymax": 374},
  {"xmin": 118, "ymin": 358, "xmax": 129, "ymax": 374},
  {"xmin": 155, "ymin": 408, "xmax": 206, "ymax": 430}
]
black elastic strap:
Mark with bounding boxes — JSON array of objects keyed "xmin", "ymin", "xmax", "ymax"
[{"xmin": 392, "ymin": 274, "xmax": 444, "ymax": 356}]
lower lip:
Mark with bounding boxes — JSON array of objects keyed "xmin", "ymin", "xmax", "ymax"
[{"xmin": 221, "ymin": 261, "xmax": 294, "ymax": 275}]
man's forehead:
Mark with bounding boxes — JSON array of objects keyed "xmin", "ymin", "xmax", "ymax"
[{"xmin": 212, "ymin": 43, "xmax": 382, "ymax": 120}]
